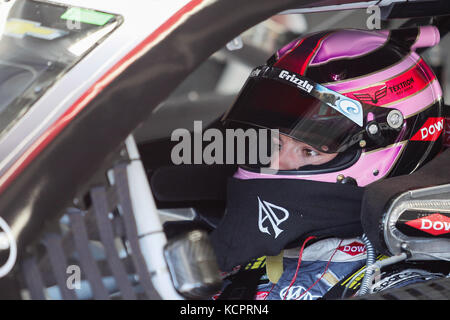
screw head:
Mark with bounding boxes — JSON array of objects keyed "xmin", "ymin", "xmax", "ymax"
[
  {"xmin": 368, "ymin": 123, "xmax": 379, "ymax": 135},
  {"xmin": 387, "ymin": 110, "xmax": 404, "ymax": 129}
]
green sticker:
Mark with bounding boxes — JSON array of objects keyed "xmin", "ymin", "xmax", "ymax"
[{"xmin": 61, "ymin": 8, "xmax": 114, "ymax": 26}]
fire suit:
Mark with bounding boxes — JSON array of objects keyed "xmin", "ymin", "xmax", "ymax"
[{"xmin": 216, "ymin": 237, "xmax": 448, "ymax": 300}]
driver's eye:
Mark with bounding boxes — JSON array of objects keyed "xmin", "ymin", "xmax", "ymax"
[{"xmin": 304, "ymin": 148, "xmax": 319, "ymax": 157}]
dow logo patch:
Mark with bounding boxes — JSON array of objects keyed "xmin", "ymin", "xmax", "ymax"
[
  {"xmin": 411, "ymin": 117, "xmax": 444, "ymax": 141},
  {"xmin": 257, "ymin": 197, "xmax": 289, "ymax": 239},
  {"xmin": 338, "ymin": 242, "xmax": 366, "ymax": 256},
  {"xmin": 405, "ymin": 213, "xmax": 450, "ymax": 236}
]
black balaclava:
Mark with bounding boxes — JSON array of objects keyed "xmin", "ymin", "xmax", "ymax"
[{"xmin": 210, "ymin": 177, "xmax": 364, "ymax": 272}]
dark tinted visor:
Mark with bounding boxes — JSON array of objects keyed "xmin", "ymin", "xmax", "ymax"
[{"xmin": 223, "ymin": 68, "xmax": 368, "ymax": 153}]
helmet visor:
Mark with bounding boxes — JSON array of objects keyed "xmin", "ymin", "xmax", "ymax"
[{"xmin": 223, "ymin": 67, "xmax": 367, "ymax": 153}]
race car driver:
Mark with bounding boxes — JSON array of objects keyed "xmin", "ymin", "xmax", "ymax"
[{"xmin": 210, "ymin": 26, "xmax": 450, "ymax": 300}]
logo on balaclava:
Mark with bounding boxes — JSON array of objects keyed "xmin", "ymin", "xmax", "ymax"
[{"xmin": 257, "ymin": 197, "xmax": 290, "ymax": 239}]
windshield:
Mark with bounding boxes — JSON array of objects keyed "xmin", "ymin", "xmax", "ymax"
[{"xmin": 0, "ymin": 0, "xmax": 122, "ymax": 138}]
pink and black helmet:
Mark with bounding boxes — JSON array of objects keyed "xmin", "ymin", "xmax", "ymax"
[{"xmin": 222, "ymin": 26, "xmax": 447, "ymax": 187}]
